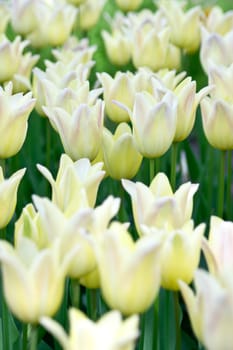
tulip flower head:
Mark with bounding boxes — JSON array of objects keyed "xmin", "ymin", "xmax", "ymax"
[
  {"xmin": 0, "ymin": 237, "xmax": 67, "ymax": 324},
  {"xmin": 180, "ymin": 269, "xmax": 233, "ymax": 350},
  {"xmin": 96, "ymin": 224, "xmax": 162, "ymax": 315},
  {"xmin": 0, "ymin": 167, "xmax": 26, "ymax": 229},
  {"xmin": 202, "ymin": 216, "xmax": 233, "ymax": 276},
  {"xmin": 102, "ymin": 123, "xmax": 142, "ymax": 180},
  {"xmin": 122, "ymin": 172, "xmax": 198, "ymax": 235},
  {"xmin": 41, "ymin": 309, "xmax": 139, "ymax": 350},
  {"xmin": 0, "ymin": 82, "xmax": 35, "ymax": 158},
  {"xmin": 37, "ymin": 154, "xmax": 105, "ymax": 215}
]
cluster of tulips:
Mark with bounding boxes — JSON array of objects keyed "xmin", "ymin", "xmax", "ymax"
[{"xmin": 0, "ymin": 0, "xmax": 233, "ymax": 349}]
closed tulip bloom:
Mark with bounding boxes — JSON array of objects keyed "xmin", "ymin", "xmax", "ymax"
[
  {"xmin": 179, "ymin": 269, "xmax": 233, "ymax": 350},
  {"xmin": 37, "ymin": 154, "xmax": 105, "ymax": 214},
  {"xmin": 208, "ymin": 63, "xmax": 233, "ymax": 103},
  {"xmin": 0, "ymin": 237, "xmax": 66, "ymax": 324},
  {"xmin": 0, "ymin": 3, "xmax": 10, "ymax": 34},
  {"xmin": 173, "ymin": 77, "xmax": 211, "ymax": 142},
  {"xmin": 44, "ymin": 99, "xmax": 104, "ymax": 161},
  {"xmin": 0, "ymin": 167, "xmax": 26, "ymax": 229},
  {"xmin": 102, "ymin": 123, "xmax": 142, "ymax": 180},
  {"xmin": 0, "ymin": 35, "xmax": 29, "ymax": 83},
  {"xmin": 146, "ymin": 221, "xmax": 205, "ymax": 290},
  {"xmin": 159, "ymin": 0, "xmax": 202, "ymax": 53},
  {"xmin": 11, "ymin": 0, "xmax": 37, "ymax": 35},
  {"xmin": 97, "ymin": 71, "xmax": 135, "ymax": 123},
  {"xmin": 79, "ymin": 0, "xmax": 106, "ymax": 31},
  {"xmin": 204, "ymin": 6, "xmax": 233, "ymax": 35},
  {"xmin": 115, "ymin": 0, "xmax": 143, "ymax": 12},
  {"xmin": 200, "ymin": 27, "xmax": 233, "ymax": 73},
  {"xmin": 202, "ymin": 216, "xmax": 233, "ymax": 275},
  {"xmin": 102, "ymin": 30, "xmax": 131, "ymax": 66},
  {"xmin": 96, "ymin": 225, "xmax": 162, "ymax": 315},
  {"xmin": 122, "ymin": 172, "xmax": 198, "ymax": 235},
  {"xmin": 0, "ymin": 82, "xmax": 35, "ymax": 158},
  {"xmin": 27, "ymin": 2, "xmax": 77, "ymax": 47},
  {"xmin": 132, "ymin": 25, "xmax": 181, "ymax": 72},
  {"xmin": 124, "ymin": 90, "xmax": 177, "ymax": 158},
  {"xmin": 201, "ymin": 97, "xmax": 233, "ymax": 150},
  {"xmin": 41, "ymin": 309, "xmax": 139, "ymax": 350}
]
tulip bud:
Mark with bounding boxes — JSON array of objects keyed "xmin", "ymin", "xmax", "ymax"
[{"xmin": 102, "ymin": 123, "xmax": 142, "ymax": 180}]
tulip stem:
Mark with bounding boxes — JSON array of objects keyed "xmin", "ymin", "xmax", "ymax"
[
  {"xmin": 226, "ymin": 150, "xmax": 232, "ymax": 219},
  {"xmin": 70, "ymin": 279, "xmax": 80, "ymax": 309},
  {"xmin": 87, "ymin": 289, "xmax": 98, "ymax": 321},
  {"xmin": 217, "ymin": 150, "xmax": 226, "ymax": 217},
  {"xmin": 2, "ymin": 294, "xmax": 9, "ymax": 350},
  {"xmin": 207, "ymin": 147, "xmax": 214, "ymax": 216},
  {"xmin": 174, "ymin": 291, "xmax": 181, "ymax": 350},
  {"xmin": 22, "ymin": 324, "xmax": 28, "ymax": 350},
  {"xmin": 170, "ymin": 143, "xmax": 178, "ymax": 191},
  {"xmin": 29, "ymin": 324, "xmax": 38, "ymax": 350},
  {"xmin": 46, "ymin": 121, "xmax": 51, "ymax": 172},
  {"xmin": 149, "ymin": 159, "xmax": 155, "ymax": 183}
]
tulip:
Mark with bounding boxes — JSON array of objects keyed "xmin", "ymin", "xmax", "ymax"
[
  {"xmin": 204, "ymin": 6, "xmax": 233, "ymax": 35},
  {"xmin": 96, "ymin": 224, "xmax": 162, "ymax": 315},
  {"xmin": 52, "ymin": 37, "xmax": 96, "ymax": 65},
  {"xmin": 33, "ymin": 62, "xmax": 94, "ymax": 116},
  {"xmin": 201, "ymin": 97, "xmax": 233, "ymax": 150},
  {"xmin": 97, "ymin": 71, "xmax": 135, "ymax": 123},
  {"xmin": 0, "ymin": 82, "xmax": 35, "ymax": 158},
  {"xmin": 173, "ymin": 77, "xmax": 211, "ymax": 142},
  {"xmin": 122, "ymin": 172, "xmax": 198, "ymax": 235},
  {"xmin": 179, "ymin": 269, "xmax": 233, "ymax": 350},
  {"xmin": 27, "ymin": 1, "xmax": 78, "ymax": 47},
  {"xmin": 132, "ymin": 25, "xmax": 181, "ymax": 71},
  {"xmin": 159, "ymin": 0, "xmax": 202, "ymax": 53},
  {"xmin": 43, "ymin": 99, "xmax": 104, "ymax": 161},
  {"xmin": 200, "ymin": 27, "xmax": 233, "ymax": 73},
  {"xmin": 79, "ymin": 0, "xmax": 106, "ymax": 31},
  {"xmin": 208, "ymin": 63, "xmax": 233, "ymax": 103},
  {"xmin": 0, "ymin": 35, "xmax": 29, "ymax": 83},
  {"xmin": 32, "ymin": 196, "xmax": 96, "ymax": 279},
  {"xmin": 37, "ymin": 154, "xmax": 105, "ymax": 214},
  {"xmin": 11, "ymin": 0, "xmax": 37, "ymax": 35},
  {"xmin": 41, "ymin": 309, "xmax": 139, "ymax": 350},
  {"xmin": 115, "ymin": 0, "xmax": 143, "ymax": 12},
  {"xmin": 120, "ymin": 89, "xmax": 177, "ymax": 158},
  {"xmin": 0, "ymin": 167, "xmax": 26, "ymax": 229},
  {"xmin": 202, "ymin": 216, "xmax": 233, "ymax": 275},
  {"xmin": 102, "ymin": 30, "xmax": 132, "ymax": 66},
  {"xmin": 0, "ymin": 3, "xmax": 10, "ymax": 34},
  {"xmin": 0, "ymin": 237, "xmax": 66, "ymax": 324},
  {"xmin": 12, "ymin": 51, "xmax": 39, "ymax": 93},
  {"xmin": 102, "ymin": 123, "xmax": 142, "ymax": 180},
  {"xmin": 144, "ymin": 221, "xmax": 205, "ymax": 290}
]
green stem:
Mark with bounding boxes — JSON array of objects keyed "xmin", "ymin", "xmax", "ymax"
[
  {"xmin": 149, "ymin": 158, "xmax": 155, "ymax": 183},
  {"xmin": 87, "ymin": 289, "xmax": 98, "ymax": 321},
  {"xmin": 46, "ymin": 121, "xmax": 51, "ymax": 170},
  {"xmin": 70, "ymin": 279, "xmax": 80, "ymax": 309},
  {"xmin": 170, "ymin": 143, "xmax": 178, "ymax": 191},
  {"xmin": 226, "ymin": 150, "xmax": 232, "ymax": 219},
  {"xmin": 174, "ymin": 292, "xmax": 181, "ymax": 350},
  {"xmin": 217, "ymin": 150, "xmax": 226, "ymax": 217},
  {"xmin": 22, "ymin": 324, "xmax": 28, "ymax": 350},
  {"xmin": 155, "ymin": 157, "xmax": 160, "ymax": 175},
  {"xmin": 29, "ymin": 325, "xmax": 38, "ymax": 350},
  {"xmin": 138, "ymin": 313, "xmax": 145, "ymax": 350},
  {"xmin": 2, "ymin": 294, "xmax": 9, "ymax": 350},
  {"xmin": 0, "ymin": 227, "xmax": 6, "ymax": 240},
  {"xmin": 207, "ymin": 147, "xmax": 214, "ymax": 216}
]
